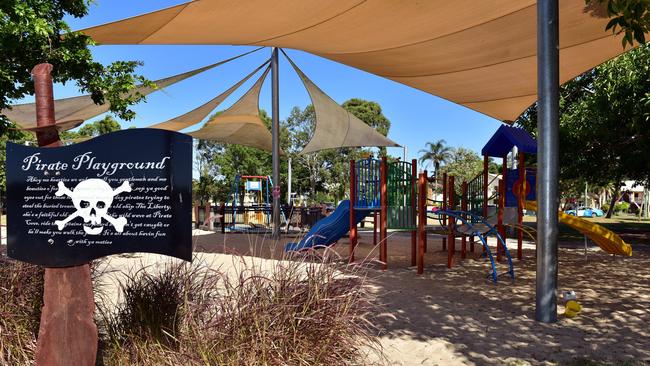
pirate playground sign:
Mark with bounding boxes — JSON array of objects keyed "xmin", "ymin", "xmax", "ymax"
[{"xmin": 6, "ymin": 129, "xmax": 193, "ymax": 267}]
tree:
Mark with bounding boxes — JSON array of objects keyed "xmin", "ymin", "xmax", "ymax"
[
  {"xmin": 418, "ymin": 139, "xmax": 452, "ymax": 177},
  {"xmin": 0, "ymin": 0, "xmax": 150, "ymax": 130},
  {"xmin": 439, "ymin": 147, "xmax": 484, "ymax": 189},
  {"xmin": 342, "ymin": 98, "xmax": 392, "ymax": 157},
  {"xmin": 516, "ymin": 44, "xmax": 650, "ymax": 217},
  {"xmin": 77, "ymin": 115, "xmax": 121, "ymax": 137},
  {"xmin": 589, "ymin": 0, "xmax": 650, "ymax": 47},
  {"xmin": 342, "ymin": 98, "xmax": 391, "ymax": 136}
]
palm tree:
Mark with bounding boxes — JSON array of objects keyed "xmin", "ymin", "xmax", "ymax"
[{"xmin": 418, "ymin": 139, "xmax": 452, "ymax": 177}]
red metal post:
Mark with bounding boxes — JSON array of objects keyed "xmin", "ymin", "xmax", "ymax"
[
  {"xmin": 447, "ymin": 175, "xmax": 455, "ymax": 268},
  {"xmin": 518, "ymin": 152, "xmax": 525, "ymax": 260},
  {"xmin": 373, "ymin": 210, "xmax": 378, "ymax": 246},
  {"xmin": 423, "ymin": 170, "xmax": 428, "ymax": 253},
  {"xmin": 461, "ymin": 181, "xmax": 468, "ymax": 259},
  {"xmin": 380, "ymin": 157, "xmax": 388, "ymax": 269},
  {"xmin": 442, "ymin": 172, "xmax": 447, "ymax": 251},
  {"xmin": 410, "ymin": 159, "xmax": 417, "ymax": 266},
  {"xmin": 349, "ymin": 160, "xmax": 357, "ymax": 262},
  {"xmin": 33, "ymin": 64, "xmax": 98, "ymax": 366},
  {"xmin": 483, "ymin": 155, "xmax": 489, "ymax": 217},
  {"xmin": 417, "ymin": 171, "xmax": 426, "ymax": 274},
  {"xmin": 470, "ymin": 234, "xmax": 475, "ymax": 253}
]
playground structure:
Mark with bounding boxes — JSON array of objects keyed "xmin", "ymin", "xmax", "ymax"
[
  {"xmin": 219, "ymin": 174, "xmax": 290, "ymax": 233},
  {"xmin": 286, "ymin": 125, "xmax": 632, "ymax": 282},
  {"xmin": 349, "ymin": 157, "xmax": 418, "ymax": 270}
]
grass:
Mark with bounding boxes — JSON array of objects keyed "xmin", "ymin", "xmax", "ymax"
[
  {"xmin": 96, "ymin": 255, "xmax": 379, "ymax": 366},
  {"xmin": 0, "ymin": 257, "xmax": 43, "ymax": 365}
]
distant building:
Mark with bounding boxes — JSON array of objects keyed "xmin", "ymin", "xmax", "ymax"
[{"xmin": 620, "ymin": 181, "xmax": 645, "ymax": 209}]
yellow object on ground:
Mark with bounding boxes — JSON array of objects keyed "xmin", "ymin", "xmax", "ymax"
[
  {"xmin": 564, "ymin": 300, "xmax": 582, "ymax": 318},
  {"xmin": 525, "ymin": 201, "xmax": 632, "ymax": 256}
]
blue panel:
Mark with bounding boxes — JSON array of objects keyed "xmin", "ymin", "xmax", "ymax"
[
  {"xmin": 482, "ymin": 125, "xmax": 537, "ymax": 157},
  {"xmin": 506, "ymin": 168, "xmax": 537, "ymax": 207}
]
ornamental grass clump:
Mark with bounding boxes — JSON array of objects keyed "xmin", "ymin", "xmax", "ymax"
[
  {"xmin": 0, "ymin": 257, "xmax": 44, "ymax": 365},
  {"xmin": 98, "ymin": 255, "xmax": 378, "ymax": 366}
]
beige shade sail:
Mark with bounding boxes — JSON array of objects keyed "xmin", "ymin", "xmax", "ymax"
[
  {"xmin": 148, "ymin": 59, "xmax": 270, "ymax": 131},
  {"xmin": 1, "ymin": 48, "xmax": 261, "ymax": 130},
  {"xmin": 80, "ymin": 0, "xmax": 630, "ymax": 122},
  {"xmin": 188, "ymin": 66, "xmax": 276, "ymax": 152},
  {"xmin": 283, "ymin": 51, "xmax": 399, "ymax": 154}
]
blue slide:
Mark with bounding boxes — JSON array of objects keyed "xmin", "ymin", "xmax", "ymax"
[{"xmin": 284, "ymin": 200, "xmax": 370, "ymax": 252}]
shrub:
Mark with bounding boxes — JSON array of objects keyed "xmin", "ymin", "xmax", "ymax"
[
  {"xmin": 0, "ymin": 257, "xmax": 44, "ymax": 365},
  {"xmin": 601, "ymin": 203, "xmax": 610, "ymax": 213},
  {"xmin": 615, "ymin": 201, "xmax": 630, "ymax": 213},
  {"xmin": 97, "ymin": 256, "xmax": 378, "ymax": 366}
]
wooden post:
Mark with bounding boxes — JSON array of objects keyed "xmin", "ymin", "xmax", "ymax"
[
  {"xmin": 498, "ymin": 179, "xmax": 505, "ymax": 262},
  {"xmin": 442, "ymin": 172, "xmax": 447, "ymax": 251},
  {"xmin": 461, "ymin": 181, "xmax": 468, "ymax": 259},
  {"xmin": 349, "ymin": 160, "xmax": 357, "ymax": 262},
  {"xmin": 33, "ymin": 63, "xmax": 98, "ymax": 366},
  {"xmin": 447, "ymin": 175, "xmax": 455, "ymax": 268},
  {"xmin": 379, "ymin": 157, "xmax": 388, "ymax": 269},
  {"xmin": 518, "ymin": 152, "xmax": 525, "ymax": 260},
  {"xmin": 410, "ymin": 159, "xmax": 417, "ymax": 267},
  {"xmin": 417, "ymin": 171, "xmax": 426, "ymax": 274}
]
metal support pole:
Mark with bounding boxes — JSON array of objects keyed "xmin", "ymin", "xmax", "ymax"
[
  {"xmin": 536, "ymin": 0, "xmax": 560, "ymax": 323},
  {"xmin": 271, "ymin": 47, "xmax": 281, "ymax": 239},
  {"xmin": 287, "ymin": 157, "xmax": 292, "ymax": 204}
]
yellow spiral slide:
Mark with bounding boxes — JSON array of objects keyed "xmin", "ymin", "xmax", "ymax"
[{"xmin": 525, "ymin": 201, "xmax": 632, "ymax": 256}]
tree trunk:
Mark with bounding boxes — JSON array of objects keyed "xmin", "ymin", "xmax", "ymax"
[{"xmin": 605, "ymin": 189, "xmax": 619, "ymax": 218}]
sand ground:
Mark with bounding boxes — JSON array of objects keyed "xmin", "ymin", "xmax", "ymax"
[{"xmin": 3, "ymin": 226, "xmax": 650, "ymax": 365}]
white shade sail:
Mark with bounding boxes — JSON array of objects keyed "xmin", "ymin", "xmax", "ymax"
[
  {"xmin": 147, "ymin": 59, "xmax": 270, "ymax": 131},
  {"xmin": 283, "ymin": 51, "xmax": 399, "ymax": 154},
  {"xmin": 188, "ymin": 66, "xmax": 276, "ymax": 152},
  {"xmin": 1, "ymin": 48, "xmax": 261, "ymax": 130}
]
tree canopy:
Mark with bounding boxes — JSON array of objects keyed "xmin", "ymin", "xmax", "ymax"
[
  {"xmin": 0, "ymin": 0, "xmax": 149, "ymax": 130},
  {"xmin": 516, "ymin": 44, "xmax": 650, "ymax": 215},
  {"xmin": 418, "ymin": 139, "xmax": 452, "ymax": 177}
]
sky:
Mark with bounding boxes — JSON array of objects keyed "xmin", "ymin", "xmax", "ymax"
[{"xmin": 36, "ymin": 0, "xmax": 506, "ymax": 164}]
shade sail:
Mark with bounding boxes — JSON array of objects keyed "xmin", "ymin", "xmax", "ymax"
[
  {"xmin": 80, "ymin": 0, "xmax": 629, "ymax": 122},
  {"xmin": 148, "ymin": 59, "xmax": 270, "ymax": 131},
  {"xmin": 1, "ymin": 48, "xmax": 260, "ymax": 130},
  {"xmin": 188, "ymin": 66, "xmax": 276, "ymax": 152},
  {"xmin": 283, "ymin": 51, "xmax": 399, "ymax": 154}
]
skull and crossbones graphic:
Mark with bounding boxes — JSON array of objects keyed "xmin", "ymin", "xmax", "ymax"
[{"xmin": 54, "ymin": 179, "xmax": 131, "ymax": 235}]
